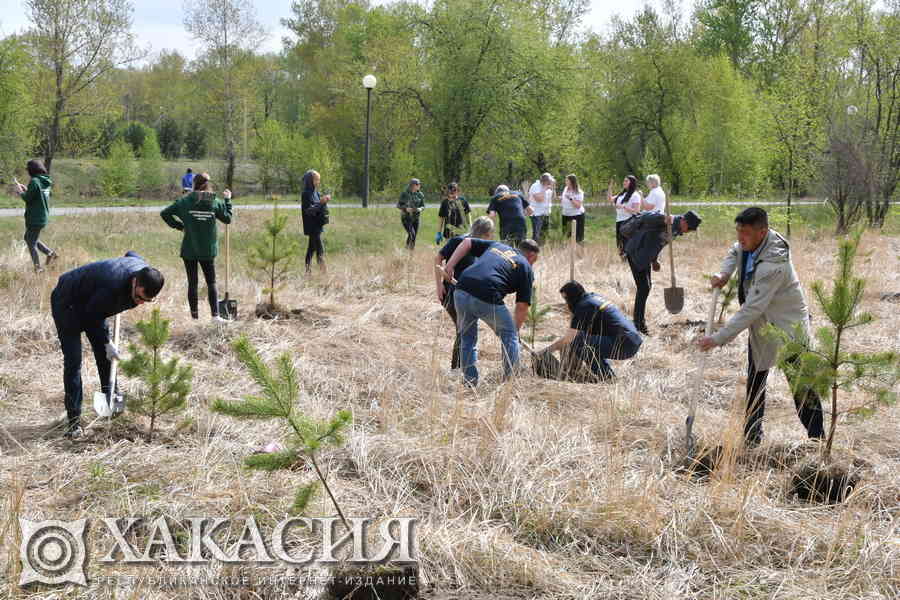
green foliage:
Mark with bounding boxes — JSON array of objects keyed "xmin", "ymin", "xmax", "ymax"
[
  {"xmin": 526, "ymin": 284, "xmax": 552, "ymax": 347},
  {"xmin": 138, "ymin": 131, "xmax": 165, "ymax": 197},
  {"xmin": 100, "ymin": 139, "xmax": 136, "ymax": 197},
  {"xmin": 123, "ymin": 122, "xmax": 153, "ymax": 155},
  {"xmin": 718, "ymin": 278, "xmax": 739, "ymax": 323},
  {"xmin": 119, "ymin": 309, "xmax": 193, "ymax": 442},
  {"xmin": 183, "ymin": 120, "xmax": 207, "ymax": 159},
  {"xmin": 0, "ymin": 37, "xmax": 36, "ymax": 177},
  {"xmin": 253, "ymin": 119, "xmax": 288, "ymax": 194},
  {"xmin": 212, "ymin": 336, "xmax": 353, "ymax": 523},
  {"xmin": 157, "ymin": 117, "xmax": 182, "ymax": 159},
  {"xmin": 774, "ymin": 231, "xmax": 900, "ymax": 462},
  {"xmin": 246, "ymin": 203, "xmax": 300, "ymax": 307}
]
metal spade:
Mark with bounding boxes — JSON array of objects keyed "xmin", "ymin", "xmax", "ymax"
[
  {"xmin": 92, "ymin": 313, "xmax": 124, "ymax": 418},
  {"xmin": 664, "ymin": 197, "xmax": 684, "ymax": 314}
]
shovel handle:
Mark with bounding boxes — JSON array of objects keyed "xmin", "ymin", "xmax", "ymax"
[
  {"xmin": 110, "ymin": 313, "xmax": 120, "ymax": 393},
  {"xmin": 225, "ymin": 223, "xmax": 230, "ymax": 296},
  {"xmin": 435, "ymin": 264, "xmax": 457, "ymax": 285},
  {"xmin": 665, "ymin": 193, "xmax": 676, "ymax": 287},
  {"xmin": 705, "ymin": 287, "xmax": 720, "ymax": 337}
]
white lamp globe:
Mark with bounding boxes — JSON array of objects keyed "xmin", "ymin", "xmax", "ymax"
[
  {"xmin": 362, "ymin": 74, "xmax": 377, "ymax": 89},
  {"xmin": 846, "ymin": 105, "xmax": 859, "ymax": 115}
]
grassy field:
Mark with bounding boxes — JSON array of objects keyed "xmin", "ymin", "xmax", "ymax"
[{"xmin": 0, "ymin": 206, "xmax": 898, "ymax": 598}]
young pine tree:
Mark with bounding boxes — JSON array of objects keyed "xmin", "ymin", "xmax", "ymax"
[
  {"xmin": 247, "ymin": 203, "xmax": 299, "ymax": 309},
  {"xmin": 525, "ymin": 283, "xmax": 551, "ymax": 346},
  {"xmin": 119, "ymin": 309, "xmax": 193, "ymax": 442},
  {"xmin": 717, "ymin": 277, "xmax": 738, "ymax": 324},
  {"xmin": 212, "ymin": 336, "xmax": 352, "ymax": 526},
  {"xmin": 776, "ymin": 231, "xmax": 899, "ymax": 463}
]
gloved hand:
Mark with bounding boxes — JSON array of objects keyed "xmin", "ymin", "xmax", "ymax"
[
  {"xmin": 435, "ymin": 231, "xmax": 443, "ymax": 245},
  {"xmin": 105, "ymin": 342, "xmax": 122, "ymax": 361}
]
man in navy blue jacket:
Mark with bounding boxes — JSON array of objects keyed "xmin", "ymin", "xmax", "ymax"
[
  {"xmin": 444, "ymin": 237, "xmax": 539, "ymax": 386},
  {"xmin": 51, "ymin": 251, "xmax": 164, "ymax": 438}
]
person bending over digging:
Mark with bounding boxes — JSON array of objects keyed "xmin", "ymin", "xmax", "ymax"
[
  {"xmin": 487, "ymin": 184, "xmax": 533, "ymax": 245},
  {"xmin": 434, "ymin": 216, "xmax": 495, "ymax": 371},
  {"xmin": 623, "ymin": 209, "xmax": 702, "ymax": 335},
  {"xmin": 15, "ymin": 159, "xmax": 59, "ymax": 272},
  {"xmin": 160, "ymin": 172, "xmax": 232, "ymax": 320},
  {"xmin": 697, "ymin": 207, "xmax": 824, "ymax": 448},
  {"xmin": 51, "ymin": 252, "xmax": 164, "ymax": 439},
  {"xmin": 538, "ymin": 281, "xmax": 642, "ymax": 381},
  {"xmin": 444, "ymin": 237, "xmax": 540, "ymax": 387}
]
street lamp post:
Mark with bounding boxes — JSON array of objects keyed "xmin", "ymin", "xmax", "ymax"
[{"xmin": 362, "ymin": 74, "xmax": 377, "ymax": 208}]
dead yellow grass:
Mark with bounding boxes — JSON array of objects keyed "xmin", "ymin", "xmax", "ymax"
[{"xmin": 0, "ymin": 213, "xmax": 898, "ymax": 599}]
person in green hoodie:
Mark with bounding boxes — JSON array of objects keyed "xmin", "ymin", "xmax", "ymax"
[
  {"xmin": 397, "ymin": 178, "xmax": 425, "ymax": 250},
  {"xmin": 160, "ymin": 172, "xmax": 233, "ymax": 320},
  {"xmin": 15, "ymin": 159, "xmax": 58, "ymax": 272}
]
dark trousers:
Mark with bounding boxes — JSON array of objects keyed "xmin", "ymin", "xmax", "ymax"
[
  {"xmin": 306, "ymin": 231, "xmax": 325, "ymax": 269},
  {"xmin": 25, "ymin": 226, "xmax": 53, "ymax": 268},
  {"xmin": 403, "ymin": 218, "xmax": 419, "ymax": 250},
  {"xmin": 183, "ymin": 259, "xmax": 218, "ymax": 318},
  {"xmin": 442, "ymin": 284, "xmax": 462, "ymax": 370},
  {"xmin": 530, "ymin": 215, "xmax": 549, "ymax": 244},
  {"xmin": 745, "ymin": 345, "xmax": 825, "ymax": 443},
  {"xmin": 615, "ymin": 221, "xmax": 627, "ymax": 256},
  {"xmin": 562, "ymin": 214, "xmax": 585, "ymax": 243},
  {"xmin": 569, "ymin": 331, "xmax": 642, "ymax": 379},
  {"xmin": 627, "ymin": 256, "xmax": 652, "ymax": 331},
  {"xmin": 51, "ymin": 297, "xmax": 112, "ymax": 427},
  {"xmin": 500, "ymin": 224, "xmax": 526, "ymax": 246}
]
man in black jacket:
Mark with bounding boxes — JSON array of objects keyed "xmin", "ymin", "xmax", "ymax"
[
  {"xmin": 623, "ymin": 210, "xmax": 701, "ymax": 335},
  {"xmin": 51, "ymin": 251, "xmax": 164, "ymax": 438}
]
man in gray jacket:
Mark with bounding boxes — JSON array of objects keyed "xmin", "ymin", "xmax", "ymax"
[{"xmin": 698, "ymin": 208, "xmax": 824, "ymax": 446}]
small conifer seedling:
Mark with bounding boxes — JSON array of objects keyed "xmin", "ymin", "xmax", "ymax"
[
  {"xmin": 212, "ymin": 336, "xmax": 352, "ymax": 525},
  {"xmin": 119, "ymin": 309, "xmax": 193, "ymax": 442}
]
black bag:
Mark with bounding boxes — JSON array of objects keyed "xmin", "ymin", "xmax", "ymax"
[{"xmin": 618, "ymin": 215, "xmax": 641, "ymax": 240}]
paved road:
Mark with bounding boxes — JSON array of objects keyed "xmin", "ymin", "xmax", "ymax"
[{"xmin": 0, "ymin": 199, "xmax": 843, "ymax": 218}]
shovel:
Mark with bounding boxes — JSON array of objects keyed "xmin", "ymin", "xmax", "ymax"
[
  {"xmin": 663, "ymin": 196, "xmax": 684, "ymax": 314},
  {"xmin": 685, "ymin": 287, "xmax": 720, "ymax": 458},
  {"xmin": 218, "ymin": 223, "xmax": 238, "ymax": 320},
  {"xmin": 92, "ymin": 314, "xmax": 125, "ymax": 418}
]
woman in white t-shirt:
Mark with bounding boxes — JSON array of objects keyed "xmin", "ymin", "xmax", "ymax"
[
  {"xmin": 643, "ymin": 174, "xmax": 666, "ymax": 214},
  {"xmin": 560, "ymin": 173, "xmax": 585, "ymax": 244},
  {"xmin": 608, "ymin": 175, "xmax": 641, "ymax": 257}
]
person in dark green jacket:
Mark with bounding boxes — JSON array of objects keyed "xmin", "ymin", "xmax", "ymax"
[
  {"xmin": 397, "ymin": 178, "xmax": 425, "ymax": 250},
  {"xmin": 160, "ymin": 172, "xmax": 233, "ymax": 320},
  {"xmin": 15, "ymin": 159, "xmax": 58, "ymax": 272}
]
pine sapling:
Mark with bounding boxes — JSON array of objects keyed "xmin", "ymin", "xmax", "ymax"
[
  {"xmin": 247, "ymin": 202, "xmax": 299, "ymax": 309},
  {"xmin": 775, "ymin": 231, "xmax": 899, "ymax": 463},
  {"xmin": 212, "ymin": 336, "xmax": 352, "ymax": 526},
  {"xmin": 525, "ymin": 283, "xmax": 551, "ymax": 346},
  {"xmin": 119, "ymin": 309, "xmax": 193, "ymax": 442},
  {"xmin": 717, "ymin": 278, "xmax": 738, "ymax": 323}
]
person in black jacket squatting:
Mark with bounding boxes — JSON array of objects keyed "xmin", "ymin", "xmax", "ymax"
[
  {"xmin": 539, "ymin": 280, "xmax": 643, "ymax": 381},
  {"xmin": 51, "ymin": 251, "xmax": 164, "ymax": 439}
]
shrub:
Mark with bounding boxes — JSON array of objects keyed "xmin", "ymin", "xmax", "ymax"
[{"xmin": 100, "ymin": 139, "xmax": 136, "ymax": 197}]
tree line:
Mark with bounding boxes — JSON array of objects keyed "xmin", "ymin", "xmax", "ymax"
[{"xmin": 1, "ymin": 0, "xmax": 897, "ymax": 230}]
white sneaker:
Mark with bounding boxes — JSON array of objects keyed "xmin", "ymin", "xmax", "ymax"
[{"xmin": 213, "ymin": 315, "xmax": 230, "ymax": 323}]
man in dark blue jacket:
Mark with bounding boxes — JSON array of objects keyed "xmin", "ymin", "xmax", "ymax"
[
  {"xmin": 51, "ymin": 251, "xmax": 164, "ymax": 438},
  {"xmin": 444, "ymin": 237, "xmax": 539, "ymax": 386}
]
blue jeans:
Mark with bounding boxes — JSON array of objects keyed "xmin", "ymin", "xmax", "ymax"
[
  {"xmin": 569, "ymin": 331, "xmax": 642, "ymax": 379},
  {"xmin": 454, "ymin": 289, "xmax": 520, "ymax": 386}
]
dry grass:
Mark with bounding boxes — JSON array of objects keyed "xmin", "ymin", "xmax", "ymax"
[{"xmin": 0, "ymin": 212, "xmax": 898, "ymax": 599}]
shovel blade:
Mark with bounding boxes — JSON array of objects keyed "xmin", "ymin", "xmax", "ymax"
[
  {"xmin": 218, "ymin": 297, "xmax": 238, "ymax": 320},
  {"xmin": 664, "ymin": 286, "xmax": 684, "ymax": 314}
]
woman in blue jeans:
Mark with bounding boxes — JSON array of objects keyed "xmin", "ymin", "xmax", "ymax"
[{"xmin": 540, "ymin": 280, "xmax": 642, "ymax": 380}]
